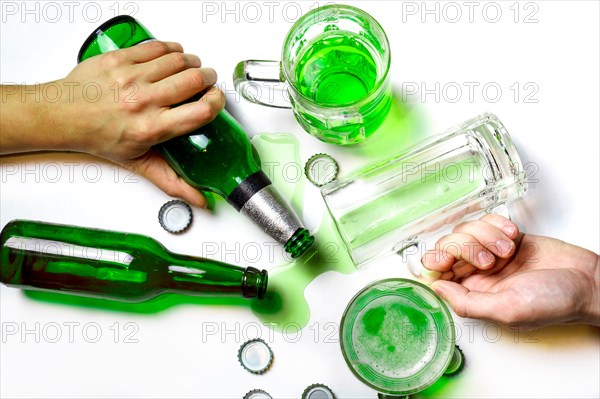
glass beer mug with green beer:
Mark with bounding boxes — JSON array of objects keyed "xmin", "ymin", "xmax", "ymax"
[
  {"xmin": 77, "ymin": 16, "xmax": 314, "ymax": 259},
  {"xmin": 341, "ymin": 279, "xmax": 464, "ymax": 396},
  {"xmin": 234, "ymin": 4, "xmax": 392, "ymax": 145}
]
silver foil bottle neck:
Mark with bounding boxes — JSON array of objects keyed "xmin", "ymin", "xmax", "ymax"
[{"xmin": 239, "ymin": 185, "xmax": 304, "ymax": 245}]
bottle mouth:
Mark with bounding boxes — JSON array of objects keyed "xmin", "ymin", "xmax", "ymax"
[
  {"xmin": 242, "ymin": 267, "xmax": 268, "ymax": 299},
  {"xmin": 284, "ymin": 228, "xmax": 315, "ymax": 258}
]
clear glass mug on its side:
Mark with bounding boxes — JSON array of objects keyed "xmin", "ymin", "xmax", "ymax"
[
  {"xmin": 233, "ymin": 4, "xmax": 392, "ymax": 145},
  {"xmin": 321, "ymin": 113, "xmax": 528, "ymax": 268}
]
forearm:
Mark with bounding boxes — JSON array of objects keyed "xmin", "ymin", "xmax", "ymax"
[{"xmin": 0, "ymin": 83, "xmax": 69, "ymax": 155}]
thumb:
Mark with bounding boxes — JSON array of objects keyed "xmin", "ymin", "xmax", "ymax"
[
  {"xmin": 431, "ymin": 280, "xmax": 504, "ymax": 321},
  {"xmin": 122, "ymin": 150, "xmax": 206, "ymax": 208}
]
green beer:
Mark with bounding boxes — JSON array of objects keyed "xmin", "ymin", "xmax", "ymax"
[
  {"xmin": 0, "ymin": 220, "xmax": 268, "ymax": 302},
  {"xmin": 235, "ymin": 5, "xmax": 392, "ymax": 144},
  {"xmin": 295, "ymin": 33, "xmax": 377, "ymax": 105},
  {"xmin": 294, "ymin": 31, "xmax": 390, "ymax": 139},
  {"xmin": 337, "ymin": 157, "xmax": 484, "ymax": 249},
  {"xmin": 340, "ymin": 279, "xmax": 462, "ymax": 395}
]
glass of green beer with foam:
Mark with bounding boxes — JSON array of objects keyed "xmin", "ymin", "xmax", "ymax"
[
  {"xmin": 234, "ymin": 4, "xmax": 391, "ymax": 145},
  {"xmin": 340, "ymin": 279, "xmax": 464, "ymax": 396}
]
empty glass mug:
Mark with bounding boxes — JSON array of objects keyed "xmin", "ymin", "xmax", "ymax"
[
  {"xmin": 340, "ymin": 279, "xmax": 464, "ymax": 396},
  {"xmin": 233, "ymin": 4, "xmax": 392, "ymax": 145},
  {"xmin": 321, "ymin": 113, "xmax": 528, "ymax": 267}
]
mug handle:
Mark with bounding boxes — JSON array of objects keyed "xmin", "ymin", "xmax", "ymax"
[{"xmin": 233, "ymin": 60, "xmax": 292, "ymax": 109}]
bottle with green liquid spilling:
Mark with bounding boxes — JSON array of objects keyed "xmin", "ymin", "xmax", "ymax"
[{"xmin": 78, "ymin": 15, "xmax": 314, "ymax": 258}]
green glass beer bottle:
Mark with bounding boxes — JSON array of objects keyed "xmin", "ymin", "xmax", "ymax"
[
  {"xmin": 77, "ymin": 16, "xmax": 314, "ymax": 258},
  {"xmin": 0, "ymin": 220, "xmax": 267, "ymax": 302}
]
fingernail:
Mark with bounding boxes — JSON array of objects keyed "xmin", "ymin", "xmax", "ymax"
[
  {"xmin": 478, "ymin": 250, "xmax": 494, "ymax": 267},
  {"xmin": 502, "ymin": 224, "xmax": 516, "ymax": 237},
  {"xmin": 192, "ymin": 54, "xmax": 202, "ymax": 67},
  {"xmin": 497, "ymin": 240, "xmax": 514, "ymax": 257},
  {"xmin": 421, "ymin": 252, "xmax": 435, "ymax": 266},
  {"xmin": 432, "ymin": 283, "xmax": 444, "ymax": 296},
  {"xmin": 440, "ymin": 271, "xmax": 454, "ymax": 281},
  {"xmin": 201, "ymin": 67, "xmax": 217, "ymax": 85}
]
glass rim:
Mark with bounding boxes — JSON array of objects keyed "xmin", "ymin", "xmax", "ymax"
[
  {"xmin": 339, "ymin": 278, "xmax": 455, "ymax": 395},
  {"xmin": 475, "ymin": 113, "xmax": 528, "ymax": 195},
  {"xmin": 281, "ymin": 4, "xmax": 391, "ymax": 110}
]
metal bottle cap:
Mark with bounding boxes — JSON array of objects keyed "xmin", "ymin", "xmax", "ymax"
[
  {"xmin": 304, "ymin": 154, "xmax": 338, "ymax": 187},
  {"xmin": 238, "ymin": 338, "xmax": 273, "ymax": 374},
  {"xmin": 302, "ymin": 384, "xmax": 336, "ymax": 399},
  {"xmin": 158, "ymin": 200, "xmax": 192, "ymax": 233},
  {"xmin": 243, "ymin": 390, "xmax": 272, "ymax": 399}
]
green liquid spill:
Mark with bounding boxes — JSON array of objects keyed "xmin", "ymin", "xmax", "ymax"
[
  {"xmin": 295, "ymin": 33, "xmax": 377, "ymax": 106},
  {"xmin": 23, "ymin": 290, "xmax": 251, "ymax": 314},
  {"xmin": 354, "ymin": 92, "xmax": 428, "ymax": 161},
  {"xmin": 413, "ymin": 374, "xmax": 463, "ymax": 399},
  {"xmin": 249, "ymin": 134, "xmax": 356, "ymax": 331},
  {"xmin": 250, "ymin": 215, "xmax": 355, "ymax": 331}
]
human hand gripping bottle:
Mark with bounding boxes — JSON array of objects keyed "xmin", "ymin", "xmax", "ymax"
[{"xmin": 78, "ymin": 16, "xmax": 314, "ymax": 258}]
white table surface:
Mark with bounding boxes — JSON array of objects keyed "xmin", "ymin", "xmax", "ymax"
[{"xmin": 1, "ymin": 1, "xmax": 599, "ymax": 398}]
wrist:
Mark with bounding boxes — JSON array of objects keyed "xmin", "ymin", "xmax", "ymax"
[
  {"xmin": 0, "ymin": 82, "xmax": 73, "ymax": 154},
  {"xmin": 583, "ymin": 255, "xmax": 600, "ymax": 326},
  {"xmin": 40, "ymin": 80, "xmax": 82, "ymax": 152}
]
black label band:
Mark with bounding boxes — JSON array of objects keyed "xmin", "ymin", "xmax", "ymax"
[{"xmin": 227, "ymin": 171, "xmax": 272, "ymax": 211}]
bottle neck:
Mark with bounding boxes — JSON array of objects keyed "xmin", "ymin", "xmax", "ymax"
[
  {"xmin": 230, "ymin": 171, "xmax": 312, "ymax": 255},
  {"xmin": 161, "ymin": 252, "xmax": 267, "ymax": 299}
]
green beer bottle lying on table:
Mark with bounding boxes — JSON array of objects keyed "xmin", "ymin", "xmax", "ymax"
[
  {"xmin": 0, "ymin": 220, "xmax": 268, "ymax": 302},
  {"xmin": 78, "ymin": 15, "xmax": 314, "ymax": 259}
]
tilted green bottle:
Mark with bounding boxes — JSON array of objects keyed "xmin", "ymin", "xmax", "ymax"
[
  {"xmin": 77, "ymin": 16, "xmax": 314, "ymax": 258},
  {"xmin": 0, "ymin": 220, "xmax": 267, "ymax": 302}
]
